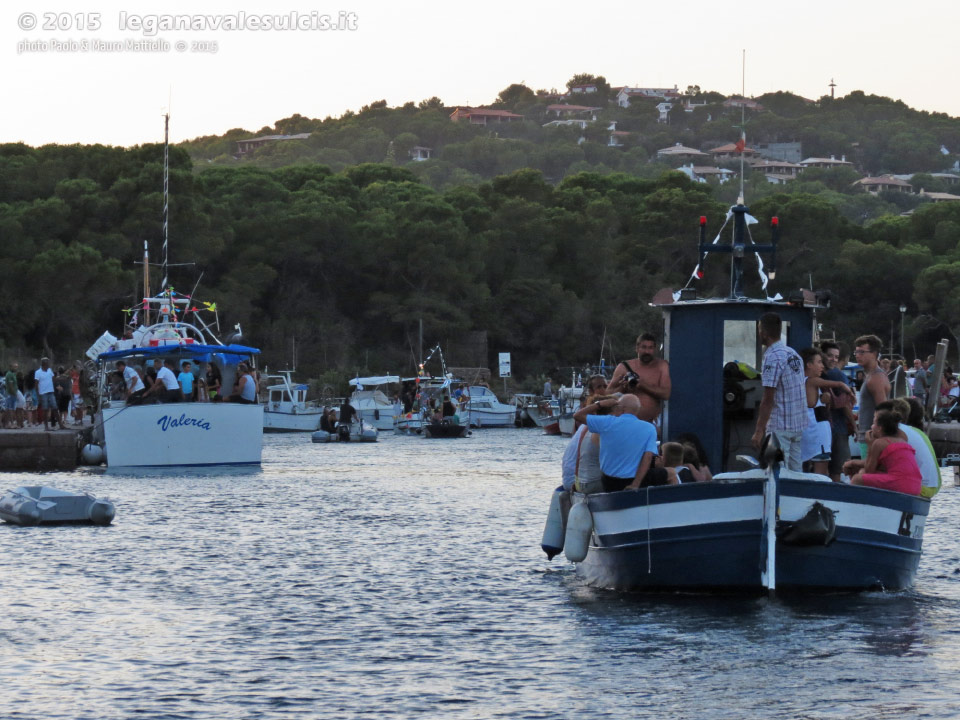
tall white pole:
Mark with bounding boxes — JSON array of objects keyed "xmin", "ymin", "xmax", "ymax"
[{"xmin": 161, "ymin": 112, "xmax": 170, "ymax": 293}]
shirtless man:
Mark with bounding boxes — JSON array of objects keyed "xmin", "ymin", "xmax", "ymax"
[
  {"xmin": 607, "ymin": 332, "xmax": 671, "ymax": 424},
  {"xmin": 854, "ymin": 334, "xmax": 890, "ymax": 458}
]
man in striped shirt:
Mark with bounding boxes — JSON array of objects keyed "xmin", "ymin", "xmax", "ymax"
[{"xmin": 752, "ymin": 312, "xmax": 807, "ymax": 470}]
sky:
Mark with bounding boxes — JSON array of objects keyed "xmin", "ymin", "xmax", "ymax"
[{"xmin": 2, "ymin": 0, "xmax": 958, "ymax": 147}]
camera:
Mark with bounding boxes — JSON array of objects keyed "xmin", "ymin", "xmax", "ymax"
[{"xmin": 625, "ymin": 371, "xmax": 641, "ymax": 389}]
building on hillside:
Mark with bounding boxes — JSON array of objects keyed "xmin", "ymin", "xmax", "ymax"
[
  {"xmin": 750, "ymin": 160, "xmax": 803, "ymax": 178},
  {"xmin": 723, "ymin": 97, "xmax": 765, "ymax": 112},
  {"xmin": 545, "ymin": 104, "xmax": 603, "ymax": 121},
  {"xmin": 799, "ymin": 155, "xmax": 853, "ymax": 169},
  {"xmin": 449, "ymin": 108, "xmax": 524, "ymax": 125},
  {"xmin": 567, "ymin": 84, "xmax": 599, "ymax": 96},
  {"xmin": 607, "ymin": 122, "xmax": 631, "ymax": 147},
  {"xmin": 616, "ymin": 86, "xmax": 682, "ymax": 107},
  {"xmin": 235, "ymin": 133, "xmax": 311, "ymax": 157},
  {"xmin": 656, "ymin": 143, "xmax": 710, "ymax": 161},
  {"xmin": 852, "ymin": 175, "xmax": 913, "ymax": 194},
  {"xmin": 543, "ymin": 119, "xmax": 591, "ymax": 130},
  {"xmin": 919, "ymin": 190, "xmax": 960, "ymax": 203},
  {"xmin": 678, "ymin": 164, "xmax": 736, "ymax": 184},
  {"xmin": 892, "ymin": 172, "xmax": 960, "ymax": 186},
  {"xmin": 755, "ymin": 142, "xmax": 803, "ymax": 163},
  {"xmin": 656, "ymin": 102, "xmax": 673, "ymax": 123},
  {"xmin": 409, "ymin": 146, "xmax": 433, "ymax": 162},
  {"xmin": 709, "ymin": 142, "xmax": 760, "ymax": 160}
]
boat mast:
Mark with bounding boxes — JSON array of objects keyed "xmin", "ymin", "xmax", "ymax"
[
  {"xmin": 161, "ymin": 111, "xmax": 170, "ymax": 295},
  {"xmin": 142, "ymin": 239, "xmax": 150, "ymax": 326}
]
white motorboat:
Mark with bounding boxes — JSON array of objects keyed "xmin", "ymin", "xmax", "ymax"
[
  {"xmin": 88, "ymin": 114, "xmax": 264, "ymax": 468},
  {"xmin": 460, "ymin": 386, "xmax": 515, "ymax": 428},
  {"xmin": 526, "ymin": 397, "xmax": 561, "ymax": 434},
  {"xmin": 93, "ymin": 319, "xmax": 263, "ymax": 468},
  {"xmin": 349, "ymin": 375, "xmax": 401, "ymax": 431},
  {"xmin": 263, "ymin": 371, "xmax": 324, "ymax": 432}
]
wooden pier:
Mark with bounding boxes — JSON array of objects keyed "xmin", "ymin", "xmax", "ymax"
[{"xmin": 0, "ymin": 427, "xmax": 80, "ymax": 471}]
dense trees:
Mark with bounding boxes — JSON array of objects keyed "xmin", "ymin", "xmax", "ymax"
[{"xmin": 2, "ymin": 131, "xmax": 960, "ymax": 381}]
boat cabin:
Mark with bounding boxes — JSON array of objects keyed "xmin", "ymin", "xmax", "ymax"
[{"xmin": 656, "ymin": 204, "xmax": 827, "ymax": 472}]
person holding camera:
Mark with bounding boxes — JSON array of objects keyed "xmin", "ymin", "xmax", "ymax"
[{"xmin": 607, "ymin": 332, "xmax": 671, "ymax": 425}]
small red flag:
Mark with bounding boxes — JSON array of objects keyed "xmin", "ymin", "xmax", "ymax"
[{"xmin": 734, "ymin": 137, "xmax": 745, "ymax": 153}]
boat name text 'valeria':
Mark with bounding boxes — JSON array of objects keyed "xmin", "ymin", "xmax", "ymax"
[{"xmin": 157, "ymin": 414, "xmax": 212, "ymax": 432}]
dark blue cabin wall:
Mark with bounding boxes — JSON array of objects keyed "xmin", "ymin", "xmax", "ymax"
[{"xmin": 662, "ymin": 301, "xmax": 816, "ymax": 472}]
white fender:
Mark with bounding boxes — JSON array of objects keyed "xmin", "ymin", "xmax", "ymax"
[
  {"xmin": 541, "ymin": 488, "xmax": 566, "ymax": 559},
  {"xmin": 564, "ymin": 498, "xmax": 593, "ymax": 563}
]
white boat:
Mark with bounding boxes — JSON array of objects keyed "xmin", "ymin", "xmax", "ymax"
[
  {"xmin": 88, "ymin": 114, "xmax": 264, "ymax": 468},
  {"xmin": 263, "ymin": 371, "xmax": 325, "ymax": 432},
  {"xmin": 394, "ymin": 374, "xmax": 454, "ymax": 434},
  {"xmin": 349, "ymin": 375, "xmax": 401, "ymax": 431},
  {"xmin": 93, "ymin": 320, "xmax": 263, "ymax": 468},
  {"xmin": 526, "ymin": 397, "xmax": 562, "ymax": 434},
  {"xmin": 460, "ymin": 385, "xmax": 515, "ymax": 428}
]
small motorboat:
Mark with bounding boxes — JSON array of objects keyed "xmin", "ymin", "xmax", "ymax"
[
  {"xmin": 312, "ymin": 423, "xmax": 378, "ymax": 443},
  {"xmin": 0, "ymin": 486, "xmax": 115, "ymax": 526},
  {"xmin": 423, "ymin": 420, "xmax": 469, "ymax": 439}
]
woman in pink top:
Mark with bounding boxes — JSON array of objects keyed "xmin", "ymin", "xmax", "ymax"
[{"xmin": 848, "ymin": 409, "xmax": 922, "ymax": 495}]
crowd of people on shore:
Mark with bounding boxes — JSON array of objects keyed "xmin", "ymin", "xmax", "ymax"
[
  {"xmin": 2, "ymin": 358, "xmax": 86, "ymax": 431},
  {"xmin": 562, "ymin": 316, "xmax": 940, "ymax": 499}
]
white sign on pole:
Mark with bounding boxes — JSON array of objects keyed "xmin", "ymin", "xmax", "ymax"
[{"xmin": 498, "ymin": 352, "xmax": 512, "ymax": 378}]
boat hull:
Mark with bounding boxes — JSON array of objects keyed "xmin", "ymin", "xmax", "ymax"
[
  {"xmin": 263, "ymin": 410, "xmax": 323, "ymax": 432},
  {"xmin": 98, "ymin": 402, "xmax": 263, "ymax": 467},
  {"xmin": 354, "ymin": 409, "xmax": 397, "ymax": 431},
  {"xmin": 424, "ymin": 422, "xmax": 468, "ymax": 439},
  {"xmin": 572, "ymin": 477, "xmax": 928, "ymax": 593}
]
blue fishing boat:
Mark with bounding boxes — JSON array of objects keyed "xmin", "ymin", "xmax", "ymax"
[{"xmin": 542, "ymin": 198, "xmax": 930, "ymax": 593}]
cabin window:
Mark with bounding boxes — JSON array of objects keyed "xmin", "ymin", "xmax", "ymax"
[
  {"xmin": 723, "ymin": 318, "xmax": 790, "ymax": 370},
  {"xmin": 270, "ymin": 390, "xmax": 282, "ymax": 402}
]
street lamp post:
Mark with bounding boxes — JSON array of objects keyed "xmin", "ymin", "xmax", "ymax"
[{"xmin": 899, "ymin": 303, "xmax": 907, "ymax": 360}]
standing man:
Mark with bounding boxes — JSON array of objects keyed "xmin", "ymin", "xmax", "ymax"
[
  {"xmin": 34, "ymin": 357, "xmax": 56, "ymax": 431},
  {"xmin": 820, "ymin": 341, "xmax": 857, "ymax": 482},
  {"xmin": 751, "ymin": 313, "xmax": 807, "ymax": 470},
  {"xmin": 854, "ymin": 334, "xmax": 890, "ymax": 459},
  {"xmin": 607, "ymin": 332, "xmax": 672, "ymax": 425},
  {"xmin": 912, "ymin": 358, "xmax": 929, "ymax": 409}
]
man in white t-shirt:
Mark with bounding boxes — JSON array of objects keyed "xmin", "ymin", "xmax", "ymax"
[
  {"xmin": 115, "ymin": 360, "xmax": 146, "ymax": 405},
  {"xmin": 144, "ymin": 359, "xmax": 182, "ymax": 403},
  {"xmin": 34, "ymin": 357, "xmax": 56, "ymax": 430}
]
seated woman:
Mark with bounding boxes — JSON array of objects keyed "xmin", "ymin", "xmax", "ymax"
[
  {"xmin": 319, "ymin": 407, "xmax": 336, "ymax": 434},
  {"xmin": 845, "ymin": 409, "xmax": 922, "ymax": 495}
]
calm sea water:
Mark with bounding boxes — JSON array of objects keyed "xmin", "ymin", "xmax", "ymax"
[{"xmin": 2, "ymin": 429, "xmax": 960, "ymax": 719}]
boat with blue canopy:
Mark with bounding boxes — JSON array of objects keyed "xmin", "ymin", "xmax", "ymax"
[{"xmin": 88, "ymin": 291, "xmax": 263, "ymax": 468}]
